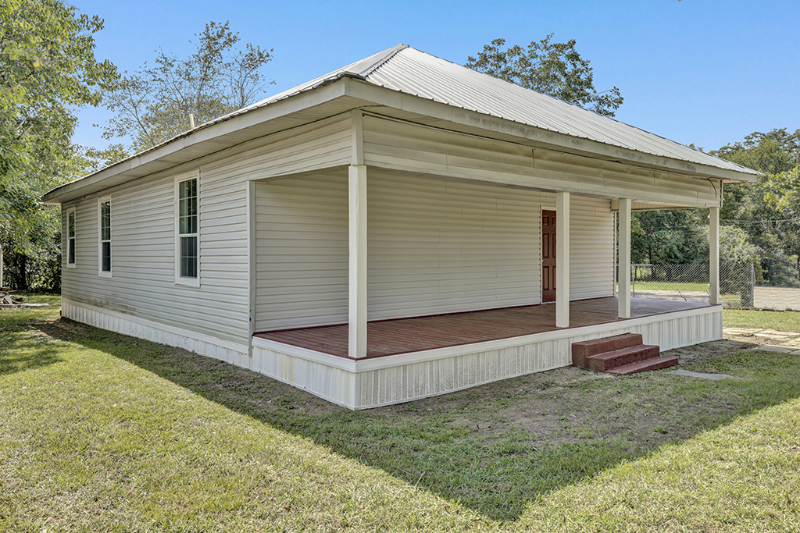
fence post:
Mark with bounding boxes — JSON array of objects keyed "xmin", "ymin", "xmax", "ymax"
[{"xmin": 745, "ymin": 263, "xmax": 755, "ymax": 307}]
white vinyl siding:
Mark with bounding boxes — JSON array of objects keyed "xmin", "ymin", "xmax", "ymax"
[
  {"xmin": 568, "ymin": 195, "xmax": 615, "ymax": 300},
  {"xmin": 253, "ymin": 170, "xmax": 614, "ymax": 332},
  {"xmin": 254, "ymin": 172, "xmax": 349, "ymax": 331},
  {"xmin": 61, "ymin": 110, "xmax": 614, "ymax": 344},
  {"xmin": 61, "ymin": 176, "xmax": 249, "ymax": 345},
  {"xmin": 367, "ymin": 171, "xmax": 541, "ymax": 320},
  {"xmin": 362, "ymin": 114, "xmax": 721, "ymax": 208},
  {"xmin": 61, "ymin": 115, "xmax": 352, "ymax": 346}
]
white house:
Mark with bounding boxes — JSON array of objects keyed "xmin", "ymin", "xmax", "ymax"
[{"xmin": 44, "ymin": 45, "xmax": 758, "ymax": 409}]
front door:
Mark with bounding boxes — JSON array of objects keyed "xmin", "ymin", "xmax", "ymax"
[{"xmin": 542, "ymin": 210, "xmax": 556, "ymax": 302}]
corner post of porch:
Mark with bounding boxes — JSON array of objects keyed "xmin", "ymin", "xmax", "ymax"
[
  {"xmin": 246, "ymin": 179, "xmax": 257, "ymax": 365},
  {"xmin": 348, "ymin": 164, "xmax": 367, "ymax": 358},
  {"xmin": 709, "ymin": 206, "xmax": 721, "ymax": 305},
  {"xmin": 556, "ymin": 191, "xmax": 570, "ymax": 328},
  {"xmin": 618, "ymin": 198, "xmax": 632, "ymax": 319},
  {"xmin": 349, "ymin": 109, "xmax": 367, "ymax": 359}
]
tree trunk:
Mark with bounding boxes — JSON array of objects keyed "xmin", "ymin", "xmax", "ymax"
[{"xmin": 12, "ymin": 253, "xmax": 29, "ymax": 291}]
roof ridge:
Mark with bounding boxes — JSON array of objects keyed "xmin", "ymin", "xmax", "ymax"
[{"xmin": 347, "ymin": 44, "xmax": 409, "ymax": 79}]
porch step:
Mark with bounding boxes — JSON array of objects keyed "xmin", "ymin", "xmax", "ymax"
[
  {"xmin": 606, "ymin": 356, "xmax": 680, "ymax": 375},
  {"xmin": 572, "ymin": 333, "xmax": 643, "ymax": 367},
  {"xmin": 572, "ymin": 334, "xmax": 678, "ymax": 375},
  {"xmin": 585, "ymin": 344, "xmax": 661, "ymax": 372}
]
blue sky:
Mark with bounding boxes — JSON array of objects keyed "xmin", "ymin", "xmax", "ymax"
[{"xmin": 71, "ymin": 0, "xmax": 799, "ymax": 152}]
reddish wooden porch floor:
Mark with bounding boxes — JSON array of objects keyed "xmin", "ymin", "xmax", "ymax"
[{"xmin": 254, "ymin": 297, "xmax": 711, "ymax": 359}]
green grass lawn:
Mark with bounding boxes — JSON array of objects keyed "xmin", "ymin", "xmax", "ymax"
[
  {"xmin": 724, "ymin": 308, "xmax": 800, "ymax": 330},
  {"xmin": 2, "ymin": 296, "xmax": 800, "ymax": 531},
  {"xmin": 618, "ymin": 282, "xmax": 749, "ymax": 307},
  {"xmin": 629, "ymin": 281, "xmax": 709, "ymax": 292}
]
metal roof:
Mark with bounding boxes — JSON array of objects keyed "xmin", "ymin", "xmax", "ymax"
[
  {"xmin": 44, "ymin": 43, "xmax": 758, "ymax": 203},
  {"xmin": 196, "ymin": 43, "xmax": 757, "ymax": 177},
  {"xmin": 358, "ymin": 46, "xmax": 756, "ymax": 176}
]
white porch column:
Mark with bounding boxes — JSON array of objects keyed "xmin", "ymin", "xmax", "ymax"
[
  {"xmin": 556, "ymin": 191, "xmax": 570, "ymax": 328},
  {"xmin": 709, "ymin": 206, "xmax": 720, "ymax": 305},
  {"xmin": 618, "ymin": 198, "xmax": 632, "ymax": 319},
  {"xmin": 348, "ymin": 164, "xmax": 368, "ymax": 358}
]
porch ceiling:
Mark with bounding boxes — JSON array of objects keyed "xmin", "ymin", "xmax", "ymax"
[{"xmin": 254, "ymin": 297, "xmax": 712, "ymax": 358}]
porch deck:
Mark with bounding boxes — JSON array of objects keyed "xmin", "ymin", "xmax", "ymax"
[{"xmin": 254, "ymin": 297, "xmax": 710, "ymax": 358}]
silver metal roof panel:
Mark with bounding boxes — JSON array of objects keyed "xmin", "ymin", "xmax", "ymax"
[
  {"xmin": 363, "ymin": 47, "xmax": 756, "ymax": 176},
  {"xmin": 44, "ymin": 44, "xmax": 758, "ymax": 203}
]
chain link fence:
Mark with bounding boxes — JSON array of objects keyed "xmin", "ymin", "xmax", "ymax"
[{"xmin": 622, "ymin": 262, "xmax": 756, "ymax": 308}]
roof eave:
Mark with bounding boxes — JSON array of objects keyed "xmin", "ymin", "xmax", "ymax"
[
  {"xmin": 44, "ymin": 65, "xmax": 760, "ymax": 205},
  {"xmin": 43, "ymin": 78, "xmax": 351, "ymax": 205},
  {"xmin": 339, "ymin": 78, "xmax": 760, "ymax": 184}
]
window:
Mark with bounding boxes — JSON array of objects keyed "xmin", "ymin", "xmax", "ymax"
[
  {"xmin": 98, "ymin": 198, "xmax": 111, "ymax": 277},
  {"xmin": 175, "ymin": 173, "xmax": 199, "ymax": 285},
  {"xmin": 66, "ymin": 208, "xmax": 76, "ymax": 268}
]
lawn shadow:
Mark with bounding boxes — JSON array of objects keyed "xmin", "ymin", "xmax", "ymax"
[
  {"xmin": 35, "ymin": 318, "xmax": 800, "ymax": 522},
  {"xmin": 0, "ymin": 324, "xmax": 64, "ymax": 376}
]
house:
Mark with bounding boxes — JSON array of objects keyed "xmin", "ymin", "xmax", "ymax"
[{"xmin": 43, "ymin": 45, "xmax": 759, "ymax": 409}]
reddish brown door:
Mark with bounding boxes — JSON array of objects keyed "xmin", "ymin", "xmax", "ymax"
[{"xmin": 542, "ymin": 210, "xmax": 556, "ymax": 302}]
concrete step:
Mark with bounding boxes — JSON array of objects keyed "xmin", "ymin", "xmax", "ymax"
[
  {"xmin": 572, "ymin": 333, "xmax": 644, "ymax": 367},
  {"xmin": 586, "ymin": 344, "xmax": 661, "ymax": 372},
  {"xmin": 606, "ymin": 356, "xmax": 680, "ymax": 375}
]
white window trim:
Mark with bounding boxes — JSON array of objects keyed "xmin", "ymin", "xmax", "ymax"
[
  {"xmin": 66, "ymin": 206, "xmax": 77, "ymax": 269},
  {"xmin": 175, "ymin": 171, "xmax": 201, "ymax": 287},
  {"xmin": 98, "ymin": 196, "xmax": 112, "ymax": 278}
]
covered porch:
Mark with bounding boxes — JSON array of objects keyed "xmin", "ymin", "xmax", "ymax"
[
  {"xmin": 245, "ymin": 110, "xmax": 729, "ymax": 409},
  {"xmin": 250, "ymin": 296, "xmax": 722, "ymax": 409},
  {"xmin": 254, "ymin": 297, "xmax": 712, "ymax": 358}
]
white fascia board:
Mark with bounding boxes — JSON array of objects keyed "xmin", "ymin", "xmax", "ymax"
[
  {"xmin": 43, "ymin": 81, "xmax": 349, "ymax": 205},
  {"xmin": 340, "ymin": 78, "xmax": 759, "ymax": 184}
]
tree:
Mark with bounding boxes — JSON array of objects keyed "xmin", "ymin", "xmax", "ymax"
[
  {"xmin": 711, "ymin": 129, "xmax": 800, "ymax": 286},
  {"xmin": 465, "ymin": 35, "xmax": 623, "ymax": 117},
  {"xmin": 103, "ymin": 21, "xmax": 274, "ymax": 153},
  {"xmin": 630, "ymin": 209, "xmax": 707, "ymax": 265},
  {"xmin": 1, "ymin": 0, "xmax": 117, "ymax": 288}
]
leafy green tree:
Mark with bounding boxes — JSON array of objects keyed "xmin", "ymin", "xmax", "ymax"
[
  {"xmin": 713, "ymin": 129, "xmax": 799, "ymax": 177},
  {"xmin": 711, "ymin": 129, "xmax": 800, "ymax": 285},
  {"xmin": 75, "ymin": 143, "xmax": 130, "ymax": 173},
  {"xmin": 103, "ymin": 21, "xmax": 273, "ymax": 153},
  {"xmin": 630, "ymin": 209, "xmax": 707, "ymax": 265},
  {"xmin": 1, "ymin": 0, "xmax": 117, "ymax": 288},
  {"xmin": 465, "ymin": 35, "xmax": 623, "ymax": 117}
]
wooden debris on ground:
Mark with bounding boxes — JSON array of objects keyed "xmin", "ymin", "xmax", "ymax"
[{"xmin": 0, "ymin": 290, "xmax": 49, "ymax": 309}]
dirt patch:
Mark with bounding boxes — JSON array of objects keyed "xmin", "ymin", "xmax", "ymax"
[
  {"xmin": 41, "ymin": 317, "xmax": 86, "ymax": 337},
  {"xmin": 369, "ymin": 332, "xmax": 797, "ymax": 448},
  {"xmin": 664, "ymin": 339, "xmax": 757, "ymax": 365}
]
